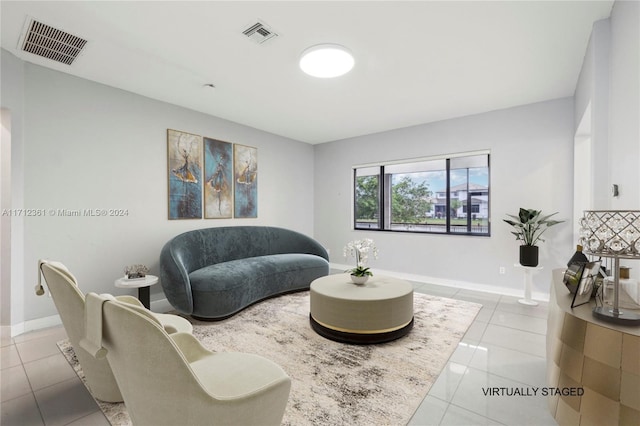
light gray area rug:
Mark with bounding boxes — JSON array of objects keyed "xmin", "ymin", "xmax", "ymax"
[{"xmin": 58, "ymin": 291, "xmax": 481, "ymax": 425}]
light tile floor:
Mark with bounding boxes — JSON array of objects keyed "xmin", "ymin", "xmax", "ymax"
[
  {"xmin": 1, "ymin": 325, "xmax": 110, "ymax": 426},
  {"xmin": 409, "ymin": 283, "xmax": 557, "ymax": 426},
  {"xmin": 1, "ymin": 282, "xmax": 557, "ymax": 426}
]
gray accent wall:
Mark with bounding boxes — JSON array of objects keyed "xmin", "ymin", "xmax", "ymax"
[
  {"xmin": 313, "ymin": 0, "xmax": 639, "ymax": 297},
  {"xmin": 313, "ymin": 98, "xmax": 575, "ymax": 297},
  {"xmin": 4, "ymin": 53, "xmax": 316, "ymax": 322}
]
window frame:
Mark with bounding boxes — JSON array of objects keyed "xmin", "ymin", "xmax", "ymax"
[{"xmin": 352, "ymin": 150, "xmax": 491, "ymax": 236}]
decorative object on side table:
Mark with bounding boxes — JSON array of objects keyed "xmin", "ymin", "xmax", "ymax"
[
  {"xmin": 571, "ymin": 261, "xmax": 601, "ymax": 308},
  {"xmin": 567, "ymin": 244, "xmax": 589, "ymax": 267},
  {"xmin": 579, "ymin": 210, "xmax": 640, "ymax": 325},
  {"xmin": 124, "ymin": 264, "xmax": 149, "ymax": 280},
  {"xmin": 344, "ymin": 238, "xmax": 378, "ymax": 285},
  {"xmin": 563, "ymin": 262, "xmax": 586, "ymax": 294},
  {"xmin": 504, "ymin": 208, "xmax": 564, "ymax": 267},
  {"xmin": 115, "ymin": 274, "xmax": 158, "ymax": 310}
]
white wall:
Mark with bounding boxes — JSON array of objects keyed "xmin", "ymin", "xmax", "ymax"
[
  {"xmin": 12, "ymin": 59, "xmax": 316, "ymax": 322},
  {"xmin": 574, "ymin": 18, "xmax": 610, "ymax": 212},
  {"xmin": 573, "ymin": 0, "xmax": 640, "ymax": 277},
  {"xmin": 609, "ymin": 0, "xmax": 639, "ymax": 209},
  {"xmin": 5, "ymin": 0, "xmax": 638, "ymax": 325},
  {"xmin": 0, "ymin": 49, "xmax": 26, "ymax": 330},
  {"xmin": 574, "ymin": 1, "xmax": 639, "ymax": 210},
  {"xmin": 314, "ymin": 98, "xmax": 575, "ymax": 298},
  {"xmin": 1, "ymin": 109, "xmax": 11, "ymax": 327}
]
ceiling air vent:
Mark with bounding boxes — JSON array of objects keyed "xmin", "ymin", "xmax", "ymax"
[
  {"xmin": 242, "ymin": 20, "xmax": 278, "ymax": 44},
  {"xmin": 20, "ymin": 19, "xmax": 87, "ymax": 65}
]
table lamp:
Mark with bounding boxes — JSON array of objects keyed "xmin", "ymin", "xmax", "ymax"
[{"xmin": 578, "ymin": 210, "xmax": 640, "ymax": 325}]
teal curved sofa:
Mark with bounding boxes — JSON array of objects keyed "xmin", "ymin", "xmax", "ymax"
[{"xmin": 160, "ymin": 226, "xmax": 329, "ymax": 320}]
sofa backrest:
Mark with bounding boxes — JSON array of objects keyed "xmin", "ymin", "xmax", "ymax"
[{"xmin": 166, "ymin": 226, "xmax": 328, "ymax": 274}]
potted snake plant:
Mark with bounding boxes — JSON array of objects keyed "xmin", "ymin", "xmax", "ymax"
[{"xmin": 504, "ymin": 208, "xmax": 564, "ymax": 267}]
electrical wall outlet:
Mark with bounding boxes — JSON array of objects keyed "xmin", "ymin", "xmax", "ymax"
[{"xmin": 499, "ymin": 267, "xmax": 506, "ymax": 275}]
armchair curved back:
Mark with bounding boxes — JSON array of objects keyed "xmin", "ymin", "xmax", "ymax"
[
  {"xmin": 100, "ymin": 299, "xmax": 291, "ymax": 425},
  {"xmin": 38, "ymin": 261, "xmax": 123, "ymax": 402}
]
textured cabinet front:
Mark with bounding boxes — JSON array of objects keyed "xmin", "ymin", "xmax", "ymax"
[{"xmin": 547, "ymin": 269, "xmax": 640, "ymax": 425}]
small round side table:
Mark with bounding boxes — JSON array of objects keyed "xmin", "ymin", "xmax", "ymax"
[{"xmin": 114, "ymin": 275, "xmax": 158, "ymax": 309}]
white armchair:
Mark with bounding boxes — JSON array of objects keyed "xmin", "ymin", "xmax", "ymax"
[
  {"xmin": 37, "ymin": 260, "xmax": 193, "ymax": 402},
  {"xmin": 85, "ymin": 293, "xmax": 291, "ymax": 426}
]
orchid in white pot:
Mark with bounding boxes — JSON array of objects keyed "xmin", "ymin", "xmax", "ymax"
[{"xmin": 343, "ymin": 239, "xmax": 379, "ymax": 282}]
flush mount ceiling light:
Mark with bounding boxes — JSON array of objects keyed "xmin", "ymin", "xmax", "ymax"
[{"xmin": 299, "ymin": 44, "xmax": 354, "ymax": 78}]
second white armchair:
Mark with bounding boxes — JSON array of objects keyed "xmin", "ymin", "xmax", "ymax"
[
  {"xmin": 37, "ymin": 260, "xmax": 193, "ymax": 402},
  {"xmin": 86, "ymin": 293, "xmax": 291, "ymax": 426}
]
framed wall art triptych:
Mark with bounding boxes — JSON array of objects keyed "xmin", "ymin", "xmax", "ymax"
[{"xmin": 167, "ymin": 129, "xmax": 257, "ymax": 220}]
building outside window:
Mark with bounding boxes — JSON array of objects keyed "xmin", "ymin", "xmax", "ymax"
[{"xmin": 353, "ymin": 151, "xmax": 490, "ymax": 236}]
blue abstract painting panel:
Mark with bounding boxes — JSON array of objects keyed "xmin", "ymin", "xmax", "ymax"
[
  {"xmin": 204, "ymin": 138, "xmax": 233, "ymax": 218},
  {"xmin": 168, "ymin": 129, "xmax": 202, "ymax": 219},
  {"xmin": 234, "ymin": 144, "xmax": 257, "ymax": 218}
]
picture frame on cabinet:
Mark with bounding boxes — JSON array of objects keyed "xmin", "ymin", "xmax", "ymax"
[{"xmin": 571, "ymin": 261, "xmax": 601, "ymax": 308}]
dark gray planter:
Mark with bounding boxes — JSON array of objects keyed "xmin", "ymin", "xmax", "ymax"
[{"xmin": 519, "ymin": 245, "xmax": 539, "ymax": 267}]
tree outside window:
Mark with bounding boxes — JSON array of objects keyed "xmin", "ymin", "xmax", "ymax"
[
  {"xmin": 354, "ymin": 167, "xmax": 380, "ymax": 230},
  {"xmin": 389, "ymin": 175, "xmax": 433, "ymax": 229}
]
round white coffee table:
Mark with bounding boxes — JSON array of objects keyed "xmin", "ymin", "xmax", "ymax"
[
  {"xmin": 310, "ymin": 274, "xmax": 414, "ymax": 344},
  {"xmin": 114, "ymin": 275, "xmax": 158, "ymax": 309}
]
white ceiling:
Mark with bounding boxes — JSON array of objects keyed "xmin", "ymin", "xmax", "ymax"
[{"xmin": 1, "ymin": 1, "xmax": 614, "ymax": 144}]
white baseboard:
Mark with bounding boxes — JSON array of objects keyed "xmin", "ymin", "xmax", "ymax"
[
  {"xmin": 9, "ymin": 298, "xmax": 176, "ymax": 337},
  {"xmin": 11, "ymin": 313, "xmax": 62, "ymax": 337},
  {"xmin": 331, "ymin": 262, "xmax": 551, "ymax": 302}
]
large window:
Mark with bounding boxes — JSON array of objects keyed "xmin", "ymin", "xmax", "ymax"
[{"xmin": 353, "ymin": 152, "xmax": 490, "ymax": 235}]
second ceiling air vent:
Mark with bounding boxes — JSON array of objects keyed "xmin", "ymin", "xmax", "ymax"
[
  {"xmin": 242, "ymin": 20, "xmax": 278, "ymax": 44},
  {"xmin": 20, "ymin": 18, "xmax": 87, "ymax": 65}
]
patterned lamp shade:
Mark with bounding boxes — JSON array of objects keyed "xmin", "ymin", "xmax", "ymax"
[
  {"xmin": 578, "ymin": 210, "xmax": 640, "ymax": 325},
  {"xmin": 579, "ymin": 210, "xmax": 640, "ymax": 258}
]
